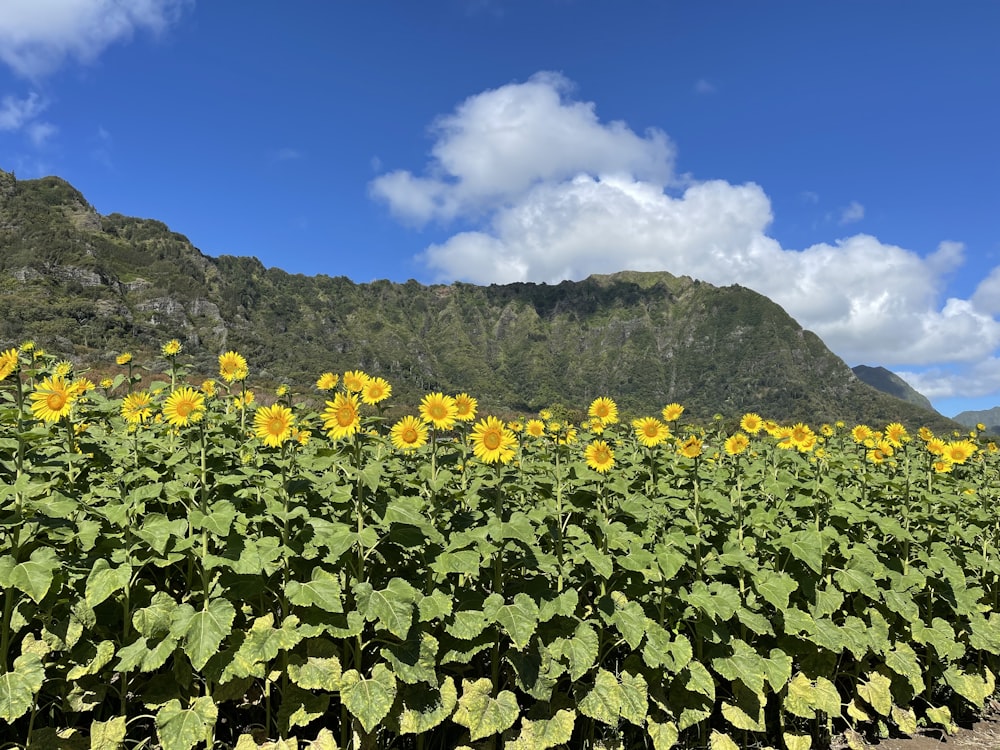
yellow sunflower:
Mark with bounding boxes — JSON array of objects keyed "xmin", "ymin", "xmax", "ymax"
[
  {"xmin": 342, "ymin": 370, "xmax": 370, "ymax": 393},
  {"xmin": 361, "ymin": 376, "xmax": 392, "ymax": 405},
  {"xmin": 122, "ymin": 391, "xmax": 153, "ymax": 424},
  {"xmin": 322, "ymin": 392, "xmax": 362, "ymax": 440},
  {"xmin": 218, "ymin": 351, "xmax": 249, "ymax": 383},
  {"xmin": 116, "ymin": 352, "xmax": 132, "ymax": 365},
  {"xmin": 851, "ymin": 424, "xmax": 873, "ymax": 443},
  {"xmin": 661, "ymin": 403, "xmax": 685, "ymax": 422},
  {"xmin": 739, "ymin": 413, "xmax": 763, "ymax": 434},
  {"xmin": 633, "ymin": 417, "xmax": 669, "ymax": 448},
  {"xmin": 316, "ymin": 372, "xmax": 339, "ymax": 391},
  {"xmin": 933, "ymin": 460, "xmax": 953, "ymax": 474},
  {"xmin": 30, "ymin": 375, "xmax": 78, "ymax": 422},
  {"xmin": 161, "ymin": 339, "xmax": 182, "ymax": 357},
  {"xmin": 454, "ymin": 393, "xmax": 478, "ymax": 421},
  {"xmin": 943, "ymin": 440, "xmax": 977, "ymax": 464},
  {"xmin": 390, "ymin": 415, "xmax": 428, "ymax": 451},
  {"xmin": 525, "ymin": 419, "xmax": 546, "ymax": 438},
  {"xmin": 0, "ymin": 348, "xmax": 19, "ymax": 381},
  {"xmin": 470, "ymin": 416, "xmax": 517, "ymax": 464},
  {"xmin": 584, "ymin": 440, "xmax": 615, "ymax": 473},
  {"xmin": 419, "ymin": 392, "xmax": 457, "ymax": 431},
  {"xmin": 162, "ymin": 386, "xmax": 205, "ymax": 427},
  {"xmin": 884, "ymin": 422, "xmax": 909, "ymax": 448},
  {"xmin": 677, "ymin": 435, "xmax": 703, "ymax": 459},
  {"xmin": 724, "ymin": 432, "xmax": 750, "ymax": 455},
  {"xmin": 254, "ymin": 404, "xmax": 294, "ymax": 448},
  {"xmin": 788, "ymin": 423, "xmax": 816, "ymax": 452},
  {"xmin": 54, "ymin": 360, "xmax": 73, "ymax": 377},
  {"xmin": 588, "ymin": 397, "xmax": 619, "ymax": 425}
]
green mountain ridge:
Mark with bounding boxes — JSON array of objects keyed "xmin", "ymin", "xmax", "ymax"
[
  {"xmin": 0, "ymin": 168, "xmax": 959, "ymax": 430},
  {"xmin": 953, "ymin": 407, "xmax": 1000, "ymax": 435},
  {"xmin": 850, "ymin": 365, "xmax": 937, "ymax": 413}
]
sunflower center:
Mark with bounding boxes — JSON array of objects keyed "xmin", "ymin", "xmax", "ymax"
[
  {"xmin": 402, "ymin": 426, "xmax": 417, "ymax": 443},
  {"xmin": 337, "ymin": 406, "xmax": 355, "ymax": 426},
  {"xmin": 483, "ymin": 431, "xmax": 501, "ymax": 450},
  {"xmin": 268, "ymin": 417, "xmax": 285, "ymax": 435},
  {"xmin": 47, "ymin": 392, "xmax": 67, "ymax": 411},
  {"xmin": 176, "ymin": 401, "xmax": 193, "ymax": 417},
  {"xmin": 643, "ymin": 424, "xmax": 658, "ymax": 437},
  {"xmin": 429, "ymin": 405, "xmax": 445, "ymax": 419}
]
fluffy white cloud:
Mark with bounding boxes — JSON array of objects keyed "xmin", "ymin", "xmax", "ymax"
[
  {"xmin": 0, "ymin": 0, "xmax": 190, "ymax": 79},
  {"xmin": 371, "ymin": 72, "xmax": 675, "ymax": 224},
  {"xmin": 0, "ymin": 92, "xmax": 45, "ymax": 130},
  {"xmin": 839, "ymin": 200, "xmax": 864, "ymax": 224},
  {"xmin": 373, "ymin": 73, "xmax": 1000, "ymax": 393}
]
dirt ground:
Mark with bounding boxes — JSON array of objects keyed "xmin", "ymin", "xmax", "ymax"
[{"xmin": 870, "ymin": 720, "xmax": 1000, "ymax": 749}]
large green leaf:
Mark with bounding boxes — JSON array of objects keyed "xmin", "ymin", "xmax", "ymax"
[
  {"xmin": 9, "ymin": 546, "xmax": 59, "ymax": 603},
  {"xmin": 722, "ymin": 683, "xmax": 765, "ymax": 731},
  {"xmin": 452, "ymin": 678, "xmax": 520, "ymax": 741},
  {"xmin": 550, "ymin": 621, "xmax": 599, "ymax": 681},
  {"xmin": 856, "ymin": 672, "xmax": 892, "ymax": 716},
  {"xmin": 754, "ymin": 569, "xmax": 798, "ymax": 610},
  {"xmin": 394, "ymin": 678, "xmax": 458, "ymax": 735},
  {"xmin": 712, "ymin": 639, "xmax": 767, "ymax": 695},
  {"xmin": 339, "ymin": 663, "xmax": 398, "ymax": 733},
  {"xmin": 647, "ymin": 717, "xmax": 679, "ymax": 750},
  {"xmin": 579, "ymin": 669, "xmax": 621, "ymax": 726},
  {"xmin": 84, "ymin": 559, "xmax": 132, "ymax": 608},
  {"xmin": 90, "ymin": 715, "xmax": 127, "ymax": 750},
  {"xmin": 288, "ymin": 655, "xmax": 343, "ymax": 691},
  {"xmin": 172, "ymin": 598, "xmax": 236, "ymax": 671},
  {"xmin": 286, "ymin": 567, "xmax": 344, "ymax": 613},
  {"xmin": 381, "ymin": 632, "xmax": 439, "ymax": 685},
  {"xmin": 0, "ymin": 653, "xmax": 44, "ymax": 723},
  {"xmin": 354, "ymin": 578, "xmax": 419, "ymax": 639},
  {"xmin": 223, "ymin": 613, "xmax": 305, "ymax": 681},
  {"xmin": 278, "ymin": 683, "xmax": 330, "ymax": 731},
  {"xmin": 483, "ymin": 592, "xmax": 539, "ymax": 650},
  {"xmin": 507, "ymin": 709, "xmax": 576, "ymax": 750},
  {"xmin": 155, "ymin": 697, "xmax": 217, "ymax": 750}
]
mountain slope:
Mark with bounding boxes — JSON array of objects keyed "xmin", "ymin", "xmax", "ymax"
[
  {"xmin": 851, "ymin": 365, "xmax": 936, "ymax": 412},
  {"xmin": 0, "ymin": 168, "xmax": 958, "ymax": 431},
  {"xmin": 953, "ymin": 407, "xmax": 1000, "ymax": 435}
]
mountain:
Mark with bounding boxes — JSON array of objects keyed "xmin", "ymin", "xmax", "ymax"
[
  {"xmin": 953, "ymin": 407, "xmax": 1000, "ymax": 435},
  {"xmin": 0, "ymin": 168, "xmax": 959, "ymax": 431},
  {"xmin": 851, "ymin": 365, "xmax": 936, "ymax": 412}
]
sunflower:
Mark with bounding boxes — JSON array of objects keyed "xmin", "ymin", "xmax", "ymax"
[
  {"xmin": 633, "ymin": 417, "xmax": 669, "ymax": 448},
  {"xmin": 116, "ymin": 352, "xmax": 133, "ymax": 365},
  {"xmin": 943, "ymin": 440, "xmax": 977, "ymax": 464},
  {"xmin": 0, "ymin": 348, "xmax": 19, "ymax": 381},
  {"xmin": 558, "ymin": 427, "xmax": 578, "ymax": 446},
  {"xmin": 677, "ymin": 435, "xmax": 703, "ymax": 459},
  {"xmin": 19, "ymin": 341, "xmax": 34, "ymax": 353},
  {"xmin": 587, "ymin": 418, "xmax": 605, "ymax": 435},
  {"xmin": 525, "ymin": 419, "xmax": 546, "ymax": 438},
  {"xmin": 470, "ymin": 416, "xmax": 517, "ymax": 464},
  {"xmin": 316, "ymin": 372, "xmax": 339, "ymax": 391},
  {"xmin": 275, "ymin": 384, "xmax": 289, "ymax": 397},
  {"xmin": 867, "ymin": 447, "xmax": 888, "ymax": 465},
  {"xmin": 851, "ymin": 425, "xmax": 873, "ymax": 443},
  {"xmin": 218, "ymin": 351, "xmax": 249, "ymax": 383},
  {"xmin": 933, "ymin": 460, "xmax": 953, "ymax": 474},
  {"xmin": 454, "ymin": 393, "xmax": 478, "ymax": 421},
  {"xmin": 200, "ymin": 379, "xmax": 216, "ymax": 397},
  {"xmin": 161, "ymin": 339, "xmax": 182, "ymax": 357},
  {"xmin": 361, "ymin": 377, "xmax": 392, "ymax": 405},
  {"xmin": 884, "ymin": 422, "xmax": 909, "ymax": 448},
  {"xmin": 589, "ymin": 397, "xmax": 619, "ymax": 425},
  {"xmin": 293, "ymin": 428, "xmax": 312, "ymax": 446},
  {"xmin": 254, "ymin": 404, "xmax": 294, "ymax": 448},
  {"xmin": 539, "ymin": 409, "xmax": 552, "ymax": 421},
  {"xmin": 584, "ymin": 440, "xmax": 615, "ymax": 473},
  {"xmin": 788, "ymin": 423, "xmax": 817, "ymax": 452},
  {"xmin": 100, "ymin": 378, "xmax": 113, "ymax": 390},
  {"xmin": 122, "ymin": 391, "xmax": 154, "ymax": 425},
  {"xmin": 54, "ymin": 361, "xmax": 73, "ymax": 377},
  {"xmin": 661, "ymin": 403, "xmax": 685, "ymax": 422},
  {"xmin": 419, "ymin": 392, "xmax": 457, "ymax": 431},
  {"xmin": 724, "ymin": 433, "xmax": 750, "ymax": 456},
  {"xmin": 342, "ymin": 370, "xmax": 370, "ymax": 393},
  {"xmin": 322, "ymin": 393, "xmax": 362, "ymax": 440},
  {"xmin": 390, "ymin": 415, "xmax": 428, "ymax": 451},
  {"xmin": 234, "ymin": 390, "xmax": 256, "ymax": 409},
  {"xmin": 74, "ymin": 378, "xmax": 95, "ymax": 394},
  {"xmin": 30, "ymin": 375, "xmax": 77, "ymax": 422},
  {"xmin": 507, "ymin": 420, "xmax": 524, "ymax": 433},
  {"xmin": 162, "ymin": 387, "xmax": 205, "ymax": 427}
]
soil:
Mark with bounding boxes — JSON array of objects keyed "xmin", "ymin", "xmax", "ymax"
[{"xmin": 869, "ymin": 720, "xmax": 1000, "ymax": 749}]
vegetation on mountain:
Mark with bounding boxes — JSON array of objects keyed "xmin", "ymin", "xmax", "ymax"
[
  {"xmin": 851, "ymin": 365, "xmax": 936, "ymax": 413},
  {"xmin": 954, "ymin": 406, "xmax": 1000, "ymax": 436},
  {"xmin": 0, "ymin": 168, "xmax": 958, "ymax": 431}
]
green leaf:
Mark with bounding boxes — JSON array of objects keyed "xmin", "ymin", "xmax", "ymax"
[
  {"xmin": 354, "ymin": 578, "xmax": 418, "ymax": 639},
  {"xmin": 418, "ymin": 588, "xmax": 454, "ymax": 623},
  {"xmin": 608, "ymin": 591, "xmax": 646, "ymax": 650},
  {"xmin": 709, "ymin": 730, "xmax": 740, "ymax": 750},
  {"xmin": 507, "ymin": 709, "xmax": 576, "ymax": 750},
  {"xmin": 619, "ymin": 670, "xmax": 648, "ymax": 727},
  {"xmin": 132, "ymin": 592, "xmax": 176, "ymax": 638},
  {"xmin": 452, "ymin": 678, "xmax": 520, "ymax": 741},
  {"xmin": 223, "ymin": 613, "xmax": 305, "ymax": 681},
  {"xmin": 89, "ymin": 715, "xmax": 127, "ymax": 750},
  {"xmin": 925, "ymin": 705, "xmax": 957, "ymax": 734},
  {"xmin": 286, "ymin": 568, "xmax": 343, "ymax": 613},
  {"xmin": 155, "ymin": 697, "xmax": 217, "ymax": 750},
  {"xmin": 857, "ymin": 672, "xmax": 892, "ymax": 716},
  {"xmin": 647, "ymin": 718, "xmax": 679, "ymax": 750},
  {"xmin": 550, "ymin": 621, "xmax": 599, "ymax": 681},
  {"xmin": 892, "ymin": 705, "xmax": 918, "ymax": 736},
  {"xmin": 84, "ymin": 559, "xmax": 132, "ymax": 608},
  {"xmin": 288, "ymin": 655, "xmax": 343, "ymax": 691},
  {"xmin": 340, "ymin": 663, "xmax": 398, "ymax": 733},
  {"xmin": 712, "ymin": 639, "xmax": 767, "ymax": 695},
  {"xmin": 430, "ymin": 550, "xmax": 481, "ymax": 576},
  {"xmin": 754, "ymin": 569, "xmax": 798, "ymax": 610},
  {"xmin": 538, "ymin": 589, "xmax": 579, "ymax": 622},
  {"xmin": 278, "ymin": 683, "xmax": 330, "ymax": 731},
  {"xmin": 783, "ymin": 732, "xmax": 812, "ymax": 750},
  {"xmin": 781, "ymin": 529, "xmax": 824, "ymax": 574},
  {"xmin": 394, "ymin": 678, "xmax": 458, "ymax": 735},
  {"xmin": 944, "ymin": 665, "xmax": 995, "ymax": 709},
  {"xmin": 722, "ymin": 683, "xmax": 765, "ymax": 732},
  {"xmin": 66, "ymin": 640, "xmax": 115, "ymax": 680},
  {"xmin": 189, "ymin": 500, "xmax": 237, "ymax": 537},
  {"xmin": 483, "ymin": 592, "xmax": 539, "ymax": 650},
  {"xmin": 9, "ymin": 546, "xmax": 59, "ymax": 603},
  {"xmin": 381, "ymin": 632, "xmax": 439, "ymax": 685},
  {"xmin": 0, "ymin": 653, "xmax": 44, "ymax": 723},
  {"xmin": 579, "ymin": 669, "xmax": 621, "ymax": 726},
  {"xmin": 885, "ymin": 642, "xmax": 925, "ymax": 695},
  {"xmin": 173, "ymin": 598, "xmax": 236, "ymax": 671}
]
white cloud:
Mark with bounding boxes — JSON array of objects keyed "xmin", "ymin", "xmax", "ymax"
[
  {"xmin": 0, "ymin": 92, "xmax": 46, "ymax": 131},
  {"xmin": 694, "ymin": 78, "xmax": 716, "ymax": 94},
  {"xmin": 374, "ymin": 73, "xmax": 1000, "ymax": 397},
  {"xmin": 897, "ymin": 359, "xmax": 1000, "ymax": 401},
  {"xmin": 371, "ymin": 72, "xmax": 676, "ymax": 224},
  {"xmin": 26, "ymin": 121, "xmax": 57, "ymax": 146},
  {"xmin": 839, "ymin": 200, "xmax": 864, "ymax": 224},
  {"xmin": 0, "ymin": 0, "xmax": 191, "ymax": 79}
]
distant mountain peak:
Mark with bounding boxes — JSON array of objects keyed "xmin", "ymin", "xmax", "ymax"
[{"xmin": 851, "ymin": 365, "xmax": 936, "ymax": 413}]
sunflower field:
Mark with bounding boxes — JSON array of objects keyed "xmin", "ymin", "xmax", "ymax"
[{"xmin": 1, "ymin": 342, "xmax": 999, "ymax": 750}]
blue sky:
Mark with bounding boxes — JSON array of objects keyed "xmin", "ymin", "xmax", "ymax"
[{"xmin": 1, "ymin": 1, "xmax": 999, "ymax": 417}]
